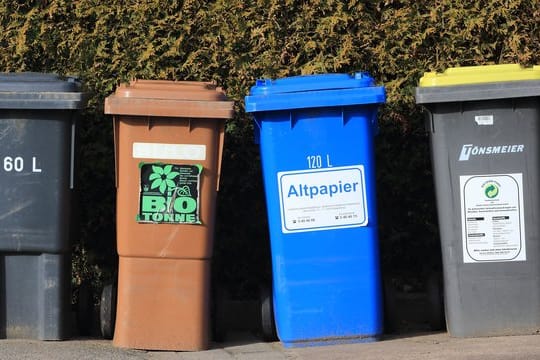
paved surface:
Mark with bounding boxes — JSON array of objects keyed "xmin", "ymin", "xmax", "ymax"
[
  {"xmin": 1, "ymin": 331, "xmax": 540, "ymax": 359},
  {"xmin": 0, "ymin": 290, "xmax": 538, "ymax": 359}
]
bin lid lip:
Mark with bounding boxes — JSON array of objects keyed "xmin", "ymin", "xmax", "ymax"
[
  {"xmin": 245, "ymin": 73, "xmax": 385, "ymax": 112},
  {"xmin": 104, "ymin": 80, "xmax": 234, "ymax": 118},
  {"xmin": 418, "ymin": 64, "xmax": 540, "ymax": 87},
  {"xmin": 110, "ymin": 79, "xmax": 229, "ymax": 101},
  {"xmin": 248, "ymin": 72, "xmax": 376, "ymax": 96},
  {"xmin": 0, "ymin": 72, "xmax": 81, "ymax": 92},
  {"xmin": 415, "ymin": 78, "xmax": 540, "ymax": 104}
]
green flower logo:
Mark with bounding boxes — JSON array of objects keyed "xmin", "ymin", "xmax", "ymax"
[{"xmin": 148, "ymin": 165, "xmax": 179, "ymax": 194}]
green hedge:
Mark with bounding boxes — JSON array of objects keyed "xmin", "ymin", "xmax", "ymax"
[{"xmin": 0, "ymin": 0, "xmax": 538, "ymax": 293}]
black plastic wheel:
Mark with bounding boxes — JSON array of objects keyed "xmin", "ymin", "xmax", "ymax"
[
  {"xmin": 77, "ymin": 281, "xmax": 94, "ymax": 336},
  {"xmin": 427, "ymin": 272, "xmax": 445, "ymax": 331},
  {"xmin": 212, "ymin": 285, "xmax": 229, "ymax": 342},
  {"xmin": 383, "ymin": 278, "xmax": 398, "ymax": 334},
  {"xmin": 100, "ymin": 283, "xmax": 117, "ymax": 339},
  {"xmin": 259, "ymin": 285, "xmax": 277, "ymax": 342}
]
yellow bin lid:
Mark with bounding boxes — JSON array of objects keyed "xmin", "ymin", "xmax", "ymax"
[{"xmin": 419, "ymin": 64, "xmax": 540, "ymax": 87}]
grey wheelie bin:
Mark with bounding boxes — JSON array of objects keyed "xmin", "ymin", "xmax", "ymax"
[
  {"xmin": 415, "ymin": 64, "xmax": 540, "ymax": 337},
  {"xmin": 0, "ymin": 73, "xmax": 86, "ymax": 339}
]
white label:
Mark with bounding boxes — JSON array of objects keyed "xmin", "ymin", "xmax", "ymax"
[
  {"xmin": 460, "ymin": 174, "xmax": 526, "ymax": 263},
  {"xmin": 278, "ymin": 165, "xmax": 368, "ymax": 233},
  {"xmin": 132, "ymin": 142, "xmax": 206, "ymax": 161},
  {"xmin": 474, "ymin": 115, "xmax": 494, "ymax": 125}
]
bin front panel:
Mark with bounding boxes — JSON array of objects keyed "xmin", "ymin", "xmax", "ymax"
[
  {"xmin": 113, "ymin": 257, "xmax": 210, "ymax": 351},
  {"xmin": 115, "ymin": 116, "xmax": 221, "ymax": 259},
  {"xmin": 0, "ymin": 253, "xmax": 71, "ymax": 339},
  {"xmin": 0, "ymin": 110, "xmax": 74, "ymax": 253},
  {"xmin": 256, "ymin": 105, "xmax": 383, "ymax": 344},
  {"xmin": 427, "ymin": 97, "xmax": 540, "ymax": 336}
]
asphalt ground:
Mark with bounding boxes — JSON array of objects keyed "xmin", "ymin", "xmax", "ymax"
[
  {"xmin": 1, "ymin": 286, "xmax": 538, "ymax": 359},
  {"xmin": 1, "ymin": 331, "xmax": 540, "ymax": 360}
]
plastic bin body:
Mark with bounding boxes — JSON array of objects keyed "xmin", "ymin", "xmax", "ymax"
[
  {"xmin": 0, "ymin": 73, "xmax": 85, "ymax": 339},
  {"xmin": 416, "ymin": 64, "xmax": 540, "ymax": 337},
  {"xmin": 105, "ymin": 80, "xmax": 232, "ymax": 351},
  {"xmin": 245, "ymin": 73, "xmax": 385, "ymax": 347}
]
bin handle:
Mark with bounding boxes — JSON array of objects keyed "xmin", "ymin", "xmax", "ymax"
[
  {"xmin": 421, "ymin": 107, "xmax": 435, "ymax": 133},
  {"xmin": 252, "ymin": 116, "xmax": 261, "ymax": 145},
  {"xmin": 70, "ymin": 116, "xmax": 76, "ymax": 190},
  {"xmin": 113, "ymin": 116, "xmax": 119, "ymax": 188},
  {"xmin": 289, "ymin": 112, "xmax": 297, "ymax": 129},
  {"xmin": 253, "ymin": 117, "xmax": 261, "ymax": 130},
  {"xmin": 216, "ymin": 121, "xmax": 225, "ymax": 191},
  {"xmin": 371, "ymin": 110, "xmax": 380, "ymax": 136}
]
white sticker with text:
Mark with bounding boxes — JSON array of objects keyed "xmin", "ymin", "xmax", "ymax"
[
  {"xmin": 278, "ymin": 166, "xmax": 368, "ymax": 233},
  {"xmin": 460, "ymin": 173, "xmax": 526, "ymax": 263}
]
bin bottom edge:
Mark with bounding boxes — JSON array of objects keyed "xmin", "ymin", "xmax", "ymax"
[{"xmin": 281, "ymin": 334, "xmax": 381, "ymax": 348}]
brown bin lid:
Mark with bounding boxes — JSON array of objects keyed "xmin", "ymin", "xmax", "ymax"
[{"xmin": 104, "ymin": 80, "xmax": 234, "ymax": 119}]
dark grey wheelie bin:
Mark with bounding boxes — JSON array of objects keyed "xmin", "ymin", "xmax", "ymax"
[
  {"xmin": 416, "ymin": 64, "xmax": 540, "ymax": 337},
  {"xmin": 0, "ymin": 73, "xmax": 86, "ymax": 340}
]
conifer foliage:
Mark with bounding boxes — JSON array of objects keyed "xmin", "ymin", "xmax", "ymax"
[{"xmin": 0, "ymin": 0, "xmax": 538, "ymax": 287}]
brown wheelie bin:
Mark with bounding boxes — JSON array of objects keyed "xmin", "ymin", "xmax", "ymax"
[{"xmin": 104, "ymin": 80, "xmax": 233, "ymax": 351}]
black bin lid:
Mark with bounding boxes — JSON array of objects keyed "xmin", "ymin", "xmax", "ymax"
[{"xmin": 0, "ymin": 72, "xmax": 86, "ymax": 109}]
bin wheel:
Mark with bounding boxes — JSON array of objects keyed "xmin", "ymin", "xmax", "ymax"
[
  {"xmin": 100, "ymin": 283, "xmax": 117, "ymax": 339},
  {"xmin": 427, "ymin": 272, "xmax": 445, "ymax": 331},
  {"xmin": 259, "ymin": 285, "xmax": 277, "ymax": 342},
  {"xmin": 212, "ymin": 285, "xmax": 229, "ymax": 342},
  {"xmin": 77, "ymin": 281, "xmax": 94, "ymax": 336},
  {"xmin": 383, "ymin": 278, "xmax": 398, "ymax": 334}
]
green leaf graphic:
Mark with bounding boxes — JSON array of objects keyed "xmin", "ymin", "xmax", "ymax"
[
  {"xmin": 150, "ymin": 178, "xmax": 161, "ymax": 189},
  {"xmin": 152, "ymin": 165, "xmax": 164, "ymax": 175},
  {"xmin": 177, "ymin": 185, "xmax": 191, "ymax": 196},
  {"xmin": 166, "ymin": 171, "xmax": 179, "ymax": 179},
  {"xmin": 159, "ymin": 181, "xmax": 167, "ymax": 194}
]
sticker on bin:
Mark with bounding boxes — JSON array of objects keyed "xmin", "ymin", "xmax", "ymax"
[
  {"xmin": 133, "ymin": 142, "xmax": 206, "ymax": 161},
  {"xmin": 474, "ymin": 115, "xmax": 494, "ymax": 125},
  {"xmin": 138, "ymin": 163, "xmax": 202, "ymax": 225},
  {"xmin": 278, "ymin": 165, "xmax": 368, "ymax": 233},
  {"xmin": 460, "ymin": 173, "xmax": 526, "ymax": 263}
]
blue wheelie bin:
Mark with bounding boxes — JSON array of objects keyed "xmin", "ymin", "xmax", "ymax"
[{"xmin": 245, "ymin": 73, "xmax": 386, "ymax": 347}]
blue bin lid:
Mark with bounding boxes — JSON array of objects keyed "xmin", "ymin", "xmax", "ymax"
[
  {"xmin": 245, "ymin": 72, "xmax": 385, "ymax": 112},
  {"xmin": 0, "ymin": 72, "xmax": 86, "ymax": 109}
]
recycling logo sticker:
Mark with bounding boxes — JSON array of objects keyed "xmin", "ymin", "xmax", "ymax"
[
  {"xmin": 460, "ymin": 173, "xmax": 525, "ymax": 263},
  {"xmin": 138, "ymin": 163, "xmax": 202, "ymax": 224},
  {"xmin": 484, "ymin": 182, "xmax": 499, "ymax": 199}
]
